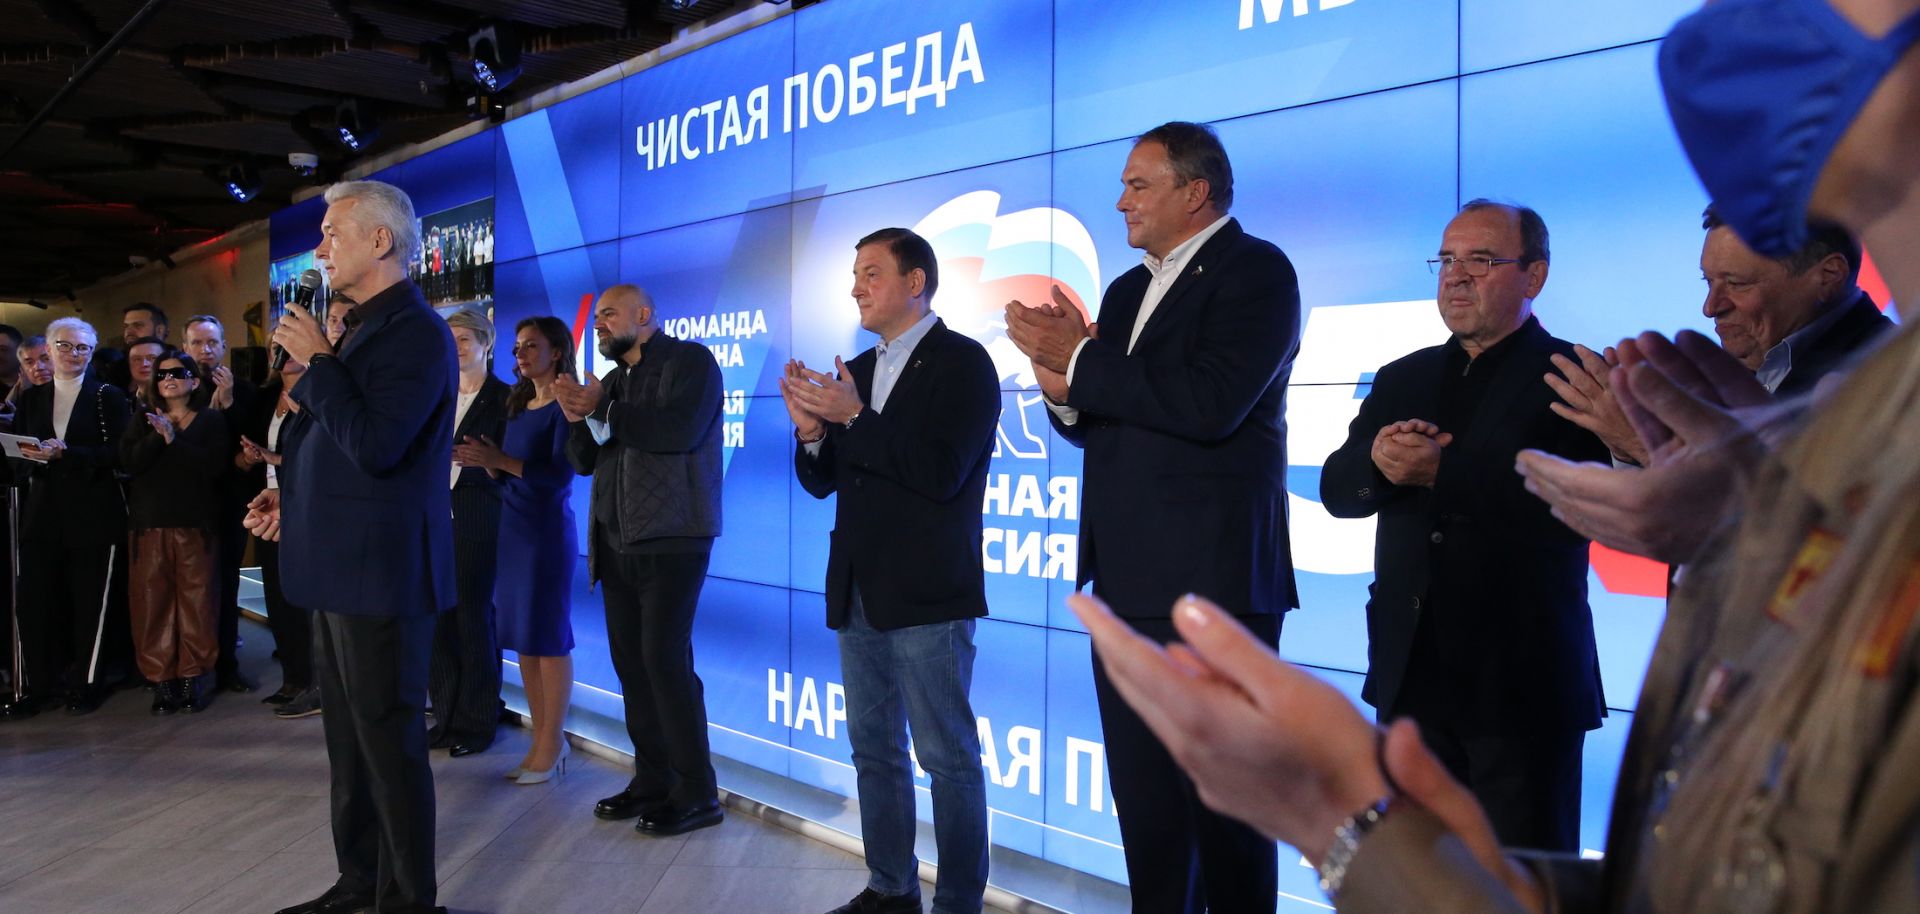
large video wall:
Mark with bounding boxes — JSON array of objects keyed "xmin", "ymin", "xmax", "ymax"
[{"xmin": 269, "ymin": 0, "xmax": 1770, "ymax": 905}]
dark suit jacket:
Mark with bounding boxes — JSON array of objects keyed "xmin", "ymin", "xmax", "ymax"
[
  {"xmin": 11, "ymin": 375, "xmax": 129, "ymax": 547},
  {"xmin": 1047, "ymin": 217, "xmax": 1301, "ymax": 619},
  {"xmin": 280, "ymin": 280, "xmax": 458, "ymax": 617},
  {"xmin": 208, "ymin": 374, "xmax": 261, "ymax": 514},
  {"xmin": 1321, "ymin": 317, "xmax": 1611, "ymax": 732},
  {"xmin": 450, "ymin": 375, "xmax": 510, "ymax": 543},
  {"xmin": 795, "ymin": 319, "xmax": 1000, "ymax": 632},
  {"xmin": 1775, "ymin": 289, "xmax": 1895, "ymax": 399}
]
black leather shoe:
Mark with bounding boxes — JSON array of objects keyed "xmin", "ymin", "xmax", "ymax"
[
  {"xmin": 825, "ymin": 887, "xmax": 924, "ymax": 914},
  {"xmin": 593, "ymin": 787, "xmax": 668, "ymax": 821},
  {"xmin": 270, "ymin": 883, "xmax": 374, "ymax": 914},
  {"xmin": 449, "ymin": 739, "xmax": 492, "ymax": 758},
  {"xmin": 0, "ymin": 694, "xmax": 42, "ymax": 721},
  {"xmin": 261, "ymin": 685, "xmax": 299, "ymax": 706},
  {"xmin": 636, "ymin": 800, "xmax": 723, "ymax": 836},
  {"xmin": 217, "ymin": 670, "xmax": 257, "ymax": 694},
  {"xmin": 65, "ymin": 687, "xmax": 106, "ymax": 716}
]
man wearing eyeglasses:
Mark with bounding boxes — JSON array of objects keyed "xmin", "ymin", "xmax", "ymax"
[
  {"xmin": 2, "ymin": 318, "xmax": 131, "ymax": 720},
  {"xmin": 1320, "ymin": 200, "xmax": 1611, "ymax": 854}
]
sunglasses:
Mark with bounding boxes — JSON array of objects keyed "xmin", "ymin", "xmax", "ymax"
[{"xmin": 154, "ymin": 367, "xmax": 196, "ymax": 381}]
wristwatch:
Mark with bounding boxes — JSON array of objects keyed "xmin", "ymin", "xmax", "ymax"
[
  {"xmin": 843, "ymin": 409, "xmax": 860, "ymax": 431},
  {"xmin": 1317, "ymin": 796, "xmax": 1396, "ymax": 901}
]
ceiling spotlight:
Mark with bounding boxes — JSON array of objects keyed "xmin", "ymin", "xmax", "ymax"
[
  {"xmin": 335, "ymin": 99, "xmax": 379, "ymax": 153},
  {"xmin": 223, "ymin": 161, "xmax": 261, "ymax": 202},
  {"xmin": 467, "ymin": 22, "xmax": 522, "ymax": 93}
]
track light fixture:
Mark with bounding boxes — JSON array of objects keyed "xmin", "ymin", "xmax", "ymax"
[
  {"xmin": 223, "ymin": 161, "xmax": 261, "ymax": 202},
  {"xmin": 467, "ymin": 22, "xmax": 522, "ymax": 93},
  {"xmin": 467, "ymin": 94, "xmax": 506, "ymax": 124},
  {"xmin": 335, "ymin": 99, "xmax": 379, "ymax": 153}
]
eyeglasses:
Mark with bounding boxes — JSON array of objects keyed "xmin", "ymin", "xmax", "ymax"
[
  {"xmin": 1426, "ymin": 255, "xmax": 1524, "ymax": 277},
  {"xmin": 154, "ymin": 367, "xmax": 195, "ymax": 381},
  {"xmin": 52, "ymin": 341, "xmax": 94, "ymax": 354}
]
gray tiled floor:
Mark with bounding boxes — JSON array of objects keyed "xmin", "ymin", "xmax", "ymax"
[{"xmin": 0, "ymin": 620, "xmax": 1010, "ymax": 914}]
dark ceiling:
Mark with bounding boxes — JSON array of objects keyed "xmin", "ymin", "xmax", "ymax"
[{"xmin": 0, "ymin": 0, "xmax": 744, "ymax": 302}]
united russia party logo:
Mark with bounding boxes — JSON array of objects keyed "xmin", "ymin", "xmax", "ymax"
[{"xmin": 912, "ymin": 191, "xmax": 1101, "ymax": 462}]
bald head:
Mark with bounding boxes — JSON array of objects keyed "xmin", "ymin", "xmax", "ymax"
[{"xmin": 593, "ymin": 283, "xmax": 658, "ymax": 365}]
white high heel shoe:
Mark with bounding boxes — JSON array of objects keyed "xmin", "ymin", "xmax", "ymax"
[{"xmin": 515, "ymin": 740, "xmax": 570, "ymax": 785}]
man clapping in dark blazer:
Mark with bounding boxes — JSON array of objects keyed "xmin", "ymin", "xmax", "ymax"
[
  {"xmin": 1005, "ymin": 121, "xmax": 1301, "ymax": 914},
  {"xmin": 787, "ymin": 228, "xmax": 1000, "ymax": 914},
  {"xmin": 1321, "ymin": 201, "xmax": 1610, "ymax": 853}
]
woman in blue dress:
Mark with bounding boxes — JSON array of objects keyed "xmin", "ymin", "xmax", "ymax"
[{"xmin": 453, "ymin": 315, "xmax": 578, "ymax": 784}]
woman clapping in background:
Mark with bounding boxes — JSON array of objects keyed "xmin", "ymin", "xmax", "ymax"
[{"xmin": 120, "ymin": 351, "xmax": 226, "ymax": 714}]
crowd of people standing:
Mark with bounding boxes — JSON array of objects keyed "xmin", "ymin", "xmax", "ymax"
[{"xmin": 0, "ymin": 294, "xmax": 579, "ymax": 760}]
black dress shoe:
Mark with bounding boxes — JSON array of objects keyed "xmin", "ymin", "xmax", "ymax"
[
  {"xmin": 635, "ymin": 800, "xmax": 723, "ymax": 836},
  {"xmin": 261, "ymin": 685, "xmax": 300, "ymax": 706},
  {"xmin": 64, "ymin": 687, "xmax": 106, "ymax": 716},
  {"xmin": 0, "ymin": 694, "xmax": 42, "ymax": 721},
  {"xmin": 593, "ymin": 787, "xmax": 668, "ymax": 821},
  {"xmin": 217, "ymin": 670, "xmax": 257, "ymax": 693},
  {"xmin": 270, "ymin": 882, "xmax": 374, "ymax": 914},
  {"xmin": 825, "ymin": 887, "xmax": 924, "ymax": 914},
  {"xmin": 449, "ymin": 739, "xmax": 492, "ymax": 758}
]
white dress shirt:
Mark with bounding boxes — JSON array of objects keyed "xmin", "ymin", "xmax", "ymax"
[{"xmin": 1046, "ymin": 214, "xmax": 1233, "ymax": 426}]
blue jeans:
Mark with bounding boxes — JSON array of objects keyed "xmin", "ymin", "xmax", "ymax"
[{"xmin": 838, "ymin": 593, "xmax": 989, "ymax": 914}]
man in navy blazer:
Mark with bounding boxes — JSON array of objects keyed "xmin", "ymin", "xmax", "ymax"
[
  {"xmin": 250, "ymin": 180, "xmax": 457, "ymax": 914},
  {"xmin": 1006, "ymin": 122, "xmax": 1301, "ymax": 914},
  {"xmin": 786, "ymin": 228, "xmax": 1000, "ymax": 914},
  {"xmin": 1321, "ymin": 201, "xmax": 1610, "ymax": 853}
]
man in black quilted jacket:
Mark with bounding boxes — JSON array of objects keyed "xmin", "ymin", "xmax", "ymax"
[{"xmin": 559, "ymin": 283, "xmax": 727, "ymax": 837}]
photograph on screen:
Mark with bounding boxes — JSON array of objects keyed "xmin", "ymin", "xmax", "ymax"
[
  {"xmin": 267, "ymin": 250, "xmax": 329, "ymax": 345},
  {"xmin": 412, "ymin": 197, "xmax": 496, "ymax": 309}
]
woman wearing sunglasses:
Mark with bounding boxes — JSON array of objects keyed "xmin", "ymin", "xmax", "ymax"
[{"xmin": 120, "ymin": 350, "xmax": 229, "ymax": 715}]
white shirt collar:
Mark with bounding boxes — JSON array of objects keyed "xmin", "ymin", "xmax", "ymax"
[{"xmin": 1143, "ymin": 214, "xmax": 1232, "ymax": 279}]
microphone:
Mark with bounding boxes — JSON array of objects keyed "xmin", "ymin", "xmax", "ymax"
[{"xmin": 272, "ymin": 269, "xmax": 324, "ymax": 371}]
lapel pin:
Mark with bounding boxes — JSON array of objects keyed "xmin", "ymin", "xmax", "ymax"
[
  {"xmin": 912, "ymin": 360, "xmax": 923, "ymax": 369},
  {"xmin": 1193, "ymin": 264, "xmax": 1204, "ymax": 276}
]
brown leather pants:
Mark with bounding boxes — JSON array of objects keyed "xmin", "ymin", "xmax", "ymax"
[{"xmin": 128, "ymin": 528, "xmax": 219, "ymax": 681}]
